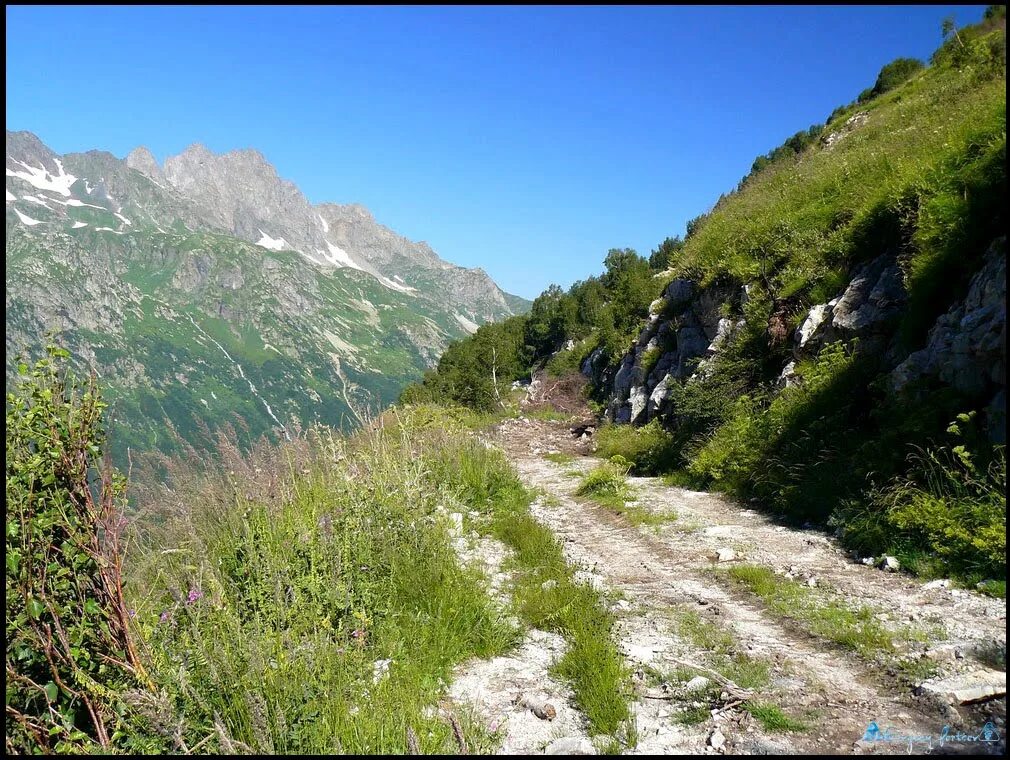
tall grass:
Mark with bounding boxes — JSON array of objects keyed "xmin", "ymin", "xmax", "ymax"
[
  {"xmin": 126, "ymin": 417, "xmax": 518, "ymax": 753},
  {"xmin": 835, "ymin": 413, "xmax": 1006, "ymax": 592}
]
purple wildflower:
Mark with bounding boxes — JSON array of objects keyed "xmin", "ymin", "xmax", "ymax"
[
  {"xmin": 159, "ymin": 610, "xmax": 171, "ymax": 623},
  {"xmin": 186, "ymin": 588, "xmax": 204, "ymax": 605}
]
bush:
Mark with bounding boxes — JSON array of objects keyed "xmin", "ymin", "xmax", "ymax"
[
  {"xmin": 576, "ymin": 459, "xmax": 633, "ymax": 504},
  {"xmin": 6, "ymin": 346, "xmax": 152, "ymax": 753},
  {"xmin": 835, "ymin": 413, "xmax": 1006, "ymax": 587},
  {"xmin": 595, "ymin": 420, "xmax": 679, "ymax": 476},
  {"xmin": 858, "ymin": 57, "xmax": 925, "ymax": 103}
]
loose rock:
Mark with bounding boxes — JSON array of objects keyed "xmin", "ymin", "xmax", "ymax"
[
  {"xmin": 532, "ymin": 702, "xmax": 557, "ymax": 721},
  {"xmin": 709, "ymin": 728, "xmax": 726, "ymax": 750},
  {"xmin": 880, "ymin": 556, "xmax": 900, "ymax": 572},
  {"xmin": 544, "ymin": 737, "xmax": 596, "ymax": 755},
  {"xmin": 685, "ymin": 676, "xmax": 711, "ymax": 692}
]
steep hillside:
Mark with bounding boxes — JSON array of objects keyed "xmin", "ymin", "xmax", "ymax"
[
  {"xmin": 6, "ymin": 132, "xmax": 529, "ymax": 458},
  {"xmin": 402, "ymin": 11, "xmax": 1007, "ymax": 587}
]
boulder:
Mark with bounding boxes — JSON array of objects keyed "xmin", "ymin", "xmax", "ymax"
[
  {"xmin": 777, "ymin": 360, "xmax": 800, "ymax": 388},
  {"xmin": 708, "ymin": 728, "xmax": 727, "ymax": 750},
  {"xmin": 796, "ymin": 301, "xmax": 836, "ymax": 350},
  {"xmin": 629, "ymin": 385, "xmax": 649, "ymax": 424},
  {"xmin": 685, "ymin": 676, "xmax": 711, "ymax": 692},
  {"xmin": 647, "ymin": 375, "xmax": 673, "ymax": 418},
  {"xmin": 674, "ymin": 326, "xmax": 710, "ymax": 376},
  {"xmin": 880, "ymin": 556, "xmax": 900, "ymax": 572},
  {"xmin": 830, "ymin": 255, "xmax": 906, "ymax": 336}
]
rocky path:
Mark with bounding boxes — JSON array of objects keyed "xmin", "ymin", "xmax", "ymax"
[{"xmin": 449, "ymin": 417, "xmax": 1006, "ymax": 755}]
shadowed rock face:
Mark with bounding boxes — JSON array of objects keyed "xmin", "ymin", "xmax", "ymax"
[
  {"xmin": 6, "ymin": 130, "xmax": 530, "ymax": 458},
  {"xmin": 891, "ymin": 239, "xmax": 1007, "ymax": 441},
  {"xmin": 600, "ymin": 243, "xmax": 1005, "ymax": 440}
]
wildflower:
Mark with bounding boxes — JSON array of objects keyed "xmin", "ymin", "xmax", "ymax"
[
  {"xmin": 128, "ymin": 608, "xmax": 137, "ymax": 618},
  {"xmin": 186, "ymin": 588, "xmax": 204, "ymax": 605},
  {"xmin": 159, "ymin": 610, "xmax": 171, "ymax": 623}
]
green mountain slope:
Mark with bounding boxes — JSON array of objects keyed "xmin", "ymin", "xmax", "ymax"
[{"xmin": 6, "ymin": 134, "xmax": 530, "ymax": 459}]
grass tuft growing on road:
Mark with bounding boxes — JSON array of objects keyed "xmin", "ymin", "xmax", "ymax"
[
  {"xmin": 746, "ymin": 702, "xmax": 809, "ymax": 733},
  {"xmin": 426, "ymin": 437, "xmax": 635, "ymax": 743},
  {"xmin": 723, "ymin": 564, "xmax": 926, "ymax": 659}
]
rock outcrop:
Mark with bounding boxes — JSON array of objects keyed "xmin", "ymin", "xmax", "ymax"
[
  {"xmin": 604, "ymin": 240, "xmax": 1005, "ymax": 442},
  {"xmin": 891, "ymin": 239, "xmax": 1006, "ymax": 441},
  {"xmin": 605, "ymin": 278, "xmax": 738, "ymax": 424}
]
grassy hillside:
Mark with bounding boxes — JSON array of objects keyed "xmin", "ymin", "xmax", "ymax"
[{"xmin": 400, "ymin": 11, "xmax": 1007, "ymax": 591}]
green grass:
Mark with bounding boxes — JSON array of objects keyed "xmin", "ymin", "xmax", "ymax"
[
  {"xmin": 526, "ymin": 406, "xmax": 576, "ymax": 422},
  {"xmin": 837, "ymin": 430, "xmax": 1006, "ymax": 591},
  {"xmin": 723, "ymin": 564, "xmax": 929, "ymax": 660},
  {"xmin": 594, "ymin": 421, "xmax": 679, "ymax": 476},
  {"xmin": 424, "ymin": 434, "xmax": 635, "ymax": 745},
  {"xmin": 576, "ymin": 459, "xmax": 676, "ymax": 528},
  {"xmin": 746, "ymin": 703, "xmax": 809, "ymax": 733},
  {"xmin": 543, "ymin": 451, "xmax": 576, "ymax": 465},
  {"xmin": 576, "ymin": 460, "xmax": 633, "ymax": 506},
  {"xmin": 675, "ymin": 706, "xmax": 711, "ymax": 726},
  {"xmin": 977, "ymin": 579, "xmax": 1006, "ymax": 599},
  {"xmin": 674, "ymin": 610, "xmax": 772, "ymax": 691},
  {"xmin": 127, "ymin": 424, "xmax": 519, "ymax": 754}
]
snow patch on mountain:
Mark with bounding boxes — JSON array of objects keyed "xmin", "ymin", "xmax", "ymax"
[
  {"xmin": 5, "ymin": 190, "xmax": 15, "ymax": 202},
  {"xmin": 13, "ymin": 208, "xmax": 43, "ymax": 226},
  {"xmin": 72, "ymin": 221, "xmax": 88, "ymax": 229},
  {"xmin": 56, "ymin": 198, "xmax": 107, "ymax": 210},
  {"xmin": 6, "ymin": 159, "xmax": 76, "ymax": 196},
  {"xmin": 323, "ymin": 240, "xmax": 360, "ymax": 269},
  {"xmin": 377, "ymin": 275, "xmax": 417, "ymax": 295},
  {"xmin": 257, "ymin": 230, "xmax": 288, "ymax": 251}
]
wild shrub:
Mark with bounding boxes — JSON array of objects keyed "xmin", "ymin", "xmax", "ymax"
[
  {"xmin": 128, "ymin": 423, "xmax": 516, "ymax": 753},
  {"xmin": 835, "ymin": 413, "xmax": 1006, "ymax": 589},
  {"xmin": 576, "ymin": 459, "xmax": 633, "ymax": 507},
  {"xmin": 6, "ymin": 346, "xmax": 152, "ymax": 753},
  {"xmin": 595, "ymin": 420, "xmax": 679, "ymax": 476}
]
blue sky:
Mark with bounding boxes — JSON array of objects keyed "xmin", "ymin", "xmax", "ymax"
[{"xmin": 6, "ymin": 5, "xmax": 989, "ymax": 299}]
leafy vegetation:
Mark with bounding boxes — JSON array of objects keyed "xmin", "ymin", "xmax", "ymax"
[
  {"xmin": 404, "ymin": 11, "xmax": 1006, "ymax": 587},
  {"xmin": 746, "ymin": 703, "xmax": 809, "ymax": 733},
  {"xmin": 401, "ymin": 246, "xmax": 667, "ymax": 410},
  {"xmin": 833, "ymin": 413, "xmax": 1006, "ymax": 592},
  {"xmin": 6, "ymin": 348, "xmax": 152, "ymax": 753},
  {"xmin": 576, "ymin": 459, "xmax": 633, "ymax": 505}
]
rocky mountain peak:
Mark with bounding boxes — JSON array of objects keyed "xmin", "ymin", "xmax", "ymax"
[
  {"xmin": 6, "ymin": 129, "xmax": 59, "ymax": 173},
  {"xmin": 125, "ymin": 146, "xmax": 163, "ymax": 181}
]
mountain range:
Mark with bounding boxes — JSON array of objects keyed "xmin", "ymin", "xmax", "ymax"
[{"xmin": 5, "ymin": 130, "xmax": 528, "ymax": 457}]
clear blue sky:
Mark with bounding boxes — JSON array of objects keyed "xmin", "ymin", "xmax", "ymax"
[{"xmin": 6, "ymin": 5, "xmax": 989, "ymax": 299}]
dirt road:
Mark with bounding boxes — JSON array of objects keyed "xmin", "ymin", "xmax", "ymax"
[{"xmin": 448, "ymin": 417, "xmax": 1006, "ymax": 755}]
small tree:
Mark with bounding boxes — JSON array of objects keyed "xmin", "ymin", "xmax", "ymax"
[{"xmin": 6, "ymin": 345, "xmax": 149, "ymax": 752}]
